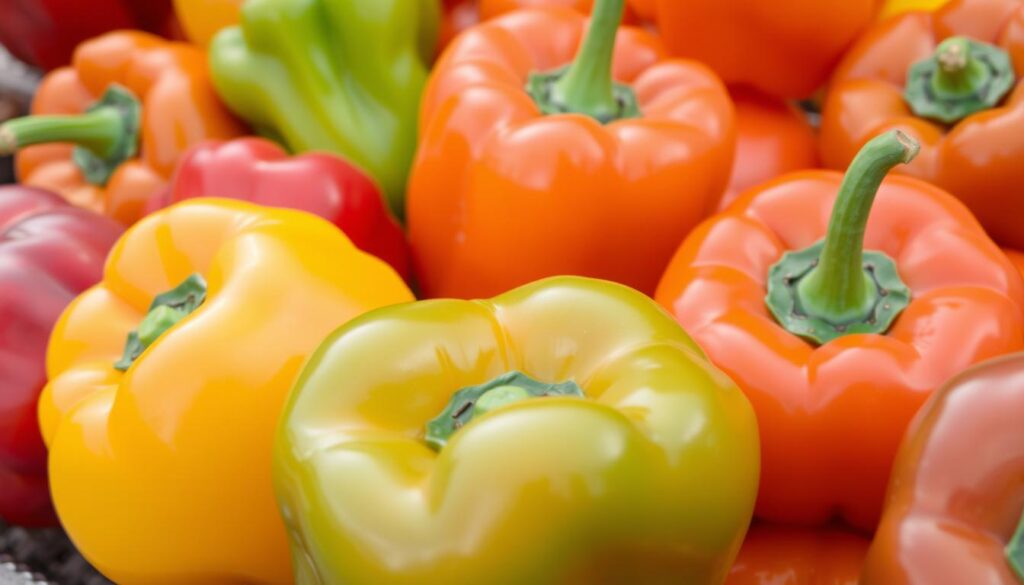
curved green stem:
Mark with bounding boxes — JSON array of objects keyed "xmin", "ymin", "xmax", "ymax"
[
  {"xmin": 765, "ymin": 130, "xmax": 917, "ymax": 345},
  {"xmin": 0, "ymin": 108, "xmax": 125, "ymax": 158},
  {"xmin": 549, "ymin": 0, "xmax": 624, "ymax": 122},
  {"xmin": 115, "ymin": 274, "xmax": 207, "ymax": 372},
  {"xmin": 797, "ymin": 131, "xmax": 918, "ymax": 322}
]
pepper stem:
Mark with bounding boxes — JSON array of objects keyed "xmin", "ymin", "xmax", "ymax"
[
  {"xmin": 905, "ymin": 36, "xmax": 1015, "ymax": 124},
  {"xmin": 765, "ymin": 131, "xmax": 917, "ymax": 345},
  {"xmin": 524, "ymin": 0, "xmax": 639, "ymax": 124},
  {"xmin": 0, "ymin": 84, "xmax": 141, "ymax": 186},
  {"xmin": 1008, "ymin": 506, "xmax": 1024, "ymax": 581},
  {"xmin": 549, "ymin": 0, "xmax": 624, "ymax": 122},
  {"xmin": 114, "ymin": 274, "xmax": 207, "ymax": 372},
  {"xmin": 424, "ymin": 371, "xmax": 585, "ymax": 450}
]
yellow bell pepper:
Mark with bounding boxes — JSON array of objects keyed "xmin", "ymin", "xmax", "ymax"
[
  {"xmin": 880, "ymin": 0, "xmax": 949, "ymax": 19},
  {"xmin": 39, "ymin": 199, "xmax": 413, "ymax": 584},
  {"xmin": 274, "ymin": 276, "xmax": 761, "ymax": 584},
  {"xmin": 173, "ymin": 0, "xmax": 243, "ymax": 47}
]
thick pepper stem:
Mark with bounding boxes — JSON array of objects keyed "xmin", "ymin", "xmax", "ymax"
[
  {"xmin": 931, "ymin": 37, "xmax": 988, "ymax": 96},
  {"xmin": 0, "ymin": 108, "xmax": 125, "ymax": 158},
  {"xmin": 549, "ymin": 0, "xmax": 625, "ymax": 122},
  {"xmin": 796, "ymin": 131, "xmax": 919, "ymax": 323}
]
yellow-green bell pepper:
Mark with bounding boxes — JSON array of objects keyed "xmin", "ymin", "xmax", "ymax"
[{"xmin": 273, "ymin": 276, "xmax": 760, "ymax": 584}]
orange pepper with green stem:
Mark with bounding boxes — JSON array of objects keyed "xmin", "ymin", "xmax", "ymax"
[
  {"xmin": 656, "ymin": 130, "xmax": 1024, "ymax": 531},
  {"xmin": 820, "ymin": 0, "xmax": 1024, "ymax": 248},
  {"xmin": 409, "ymin": 0, "xmax": 735, "ymax": 299},
  {"xmin": 628, "ymin": 0, "xmax": 883, "ymax": 99},
  {"xmin": 0, "ymin": 31, "xmax": 246, "ymax": 225}
]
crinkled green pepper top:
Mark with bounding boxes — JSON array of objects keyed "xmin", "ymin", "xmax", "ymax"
[{"xmin": 209, "ymin": 0, "xmax": 439, "ymax": 218}]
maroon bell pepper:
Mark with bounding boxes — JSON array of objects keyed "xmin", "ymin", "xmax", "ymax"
[
  {"xmin": 151, "ymin": 138, "xmax": 411, "ymax": 281},
  {"xmin": 0, "ymin": 0, "xmax": 179, "ymax": 71},
  {"xmin": 0, "ymin": 185, "xmax": 122, "ymax": 526}
]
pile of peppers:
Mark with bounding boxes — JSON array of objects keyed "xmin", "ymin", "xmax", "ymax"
[{"xmin": 1, "ymin": 0, "xmax": 1024, "ymax": 583}]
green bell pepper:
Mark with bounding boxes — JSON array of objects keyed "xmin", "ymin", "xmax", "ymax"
[
  {"xmin": 274, "ymin": 276, "xmax": 761, "ymax": 584},
  {"xmin": 209, "ymin": 0, "xmax": 439, "ymax": 218}
]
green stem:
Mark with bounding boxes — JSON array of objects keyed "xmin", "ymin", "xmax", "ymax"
[
  {"xmin": 115, "ymin": 274, "xmax": 207, "ymax": 372},
  {"xmin": 549, "ymin": 0, "xmax": 624, "ymax": 122},
  {"xmin": 0, "ymin": 107, "xmax": 126, "ymax": 158},
  {"xmin": 796, "ymin": 132, "xmax": 918, "ymax": 322},
  {"xmin": 931, "ymin": 37, "xmax": 988, "ymax": 96},
  {"xmin": 1008, "ymin": 506, "xmax": 1024, "ymax": 582}
]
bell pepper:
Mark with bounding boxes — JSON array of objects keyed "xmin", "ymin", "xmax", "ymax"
[
  {"xmin": 209, "ymin": 0, "xmax": 439, "ymax": 219},
  {"xmin": 1007, "ymin": 249, "xmax": 1024, "ymax": 280},
  {"xmin": 0, "ymin": 186, "xmax": 122, "ymax": 528},
  {"xmin": 409, "ymin": 0, "xmax": 735, "ymax": 299},
  {"xmin": 861, "ymin": 352, "xmax": 1024, "ymax": 584},
  {"xmin": 274, "ymin": 275, "xmax": 759, "ymax": 584},
  {"xmin": 655, "ymin": 130, "xmax": 1024, "ymax": 531},
  {"xmin": 173, "ymin": 0, "xmax": 243, "ymax": 47},
  {"xmin": 627, "ymin": 0, "xmax": 883, "ymax": 99},
  {"xmin": 0, "ymin": 0, "xmax": 178, "ymax": 71},
  {"xmin": 726, "ymin": 525, "xmax": 869, "ymax": 585},
  {"xmin": 38, "ymin": 199, "xmax": 413, "ymax": 584},
  {"xmin": 720, "ymin": 87, "xmax": 819, "ymax": 211},
  {"xmin": 820, "ymin": 0, "xmax": 1024, "ymax": 248},
  {"xmin": 150, "ymin": 138, "xmax": 411, "ymax": 281},
  {"xmin": 880, "ymin": 0, "xmax": 950, "ymax": 19},
  {"xmin": 0, "ymin": 31, "xmax": 247, "ymax": 226}
]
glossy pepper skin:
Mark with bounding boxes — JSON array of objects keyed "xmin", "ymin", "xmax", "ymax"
[
  {"xmin": 274, "ymin": 276, "xmax": 759, "ymax": 584},
  {"xmin": 0, "ymin": 0, "xmax": 177, "ymax": 71},
  {"xmin": 409, "ymin": 6, "xmax": 735, "ymax": 299},
  {"xmin": 209, "ymin": 0, "xmax": 439, "ymax": 218},
  {"xmin": 655, "ymin": 146, "xmax": 1024, "ymax": 531},
  {"xmin": 151, "ymin": 138, "xmax": 411, "ymax": 281},
  {"xmin": 861, "ymin": 353, "xmax": 1024, "ymax": 584},
  {"xmin": 4, "ymin": 32, "xmax": 247, "ymax": 226},
  {"xmin": 173, "ymin": 0, "xmax": 243, "ymax": 47},
  {"xmin": 720, "ymin": 87, "xmax": 819, "ymax": 211},
  {"xmin": 39, "ymin": 199, "xmax": 413, "ymax": 584},
  {"xmin": 627, "ymin": 0, "xmax": 882, "ymax": 99},
  {"xmin": 820, "ymin": 0, "xmax": 1024, "ymax": 248},
  {"xmin": 1006, "ymin": 249, "xmax": 1024, "ymax": 280},
  {"xmin": 0, "ymin": 186, "xmax": 122, "ymax": 528},
  {"xmin": 726, "ymin": 525, "xmax": 869, "ymax": 585}
]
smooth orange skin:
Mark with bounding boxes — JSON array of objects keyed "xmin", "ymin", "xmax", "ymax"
[
  {"xmin": 631, "ymin": 0, "xmax": 883, "ymax": 99},
  {"xmin": 15, "ymin": 31, "xmax": 247, "ymax": 226},
  {"xmin": 820, "ymin": 0, "xmax": 1024, "ymax": 248},
  {"xmin": 1006, "ymin": 249, "xmax": 1024, "ymax": 279},
  {"xmin": 726, "ymin": 525, "xmax": 869, "ymax": 585},
  {"xmin": 720, "ymin": 87, "xmax": 819, "ymax": 211},
  {"xmin": 410, "ymin": 8, "xmax": 735, "ymax": 299},
  {"xmin": 655, "ymin": 171, "xmax": 1024, "ymax": 531},
  {"xmin": 38, "ymin": 199, "xmax": 413, "ymax": 585},
  {"xmin": 861, "ymin": 353, "xmax": 1024, "ymax": 584}
]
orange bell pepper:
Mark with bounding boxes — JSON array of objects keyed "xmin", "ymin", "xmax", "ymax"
[
  {"xmin": 409, "ymin": 0, "xmax": 735, "ymax": 299},
  {"xmin": 1006, "ymin": 249, "xmax": 1024, "ymax": 279},
  {"xmin": 628, "ymin": 0, "xmax": 883, "ymax": 99},
  {"xmin": 727, "ymin": 525, "xmax": 869, "ymax": 585},
  {"xmin": 655, "ymin": 130, "xmax": 1024, "ymax": 531},
  {"xmin": 0, "ymin": 31, "xmax": 246, "ymax": 226},
  {"xmin": 861, "ymin": 353, "xmax": 1024, "ymax": 584},
  {"xmin": 720, "ymin": 87, "xmax": 819, "ymax": 211},
  {"xmin": 820, "ymin": 0, "xmax": 1024, "ymax": 248}
]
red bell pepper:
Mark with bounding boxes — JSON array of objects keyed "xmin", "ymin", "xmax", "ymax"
[
  {"xmin": 151, "ymin": 138, "xmax": 411, "ymax": 281},
  {"xmin": 0, "ymin": 0, "xmax": 179, "ymax": 71},
  {"xmin": 0, "ymin": 185, "xmax": 122, "ymax": 527}
]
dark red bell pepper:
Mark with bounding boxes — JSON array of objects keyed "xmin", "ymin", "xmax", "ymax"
[
  {"xmin": 0, "ymin": 0, "xmax": 178, "ymax": 71},
  {"xmin": 152, "ymin": 138, "xmax": 411, "ymax": 281},
  {"xmin": 0, "ymin": 185, "xmax": 122, "ymax": 527}
]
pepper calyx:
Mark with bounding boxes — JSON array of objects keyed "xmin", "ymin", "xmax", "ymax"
[
  {"xmin": 424, "ymin": 371, "xmax": 585, "ymax": 451},
  {"xmin": 904, "ymin": 36, "xmax": 1015, "ymax": 124},
  {"xmin": 114, "ymin": 273, "xmax": 207, "ymax": 372}
]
